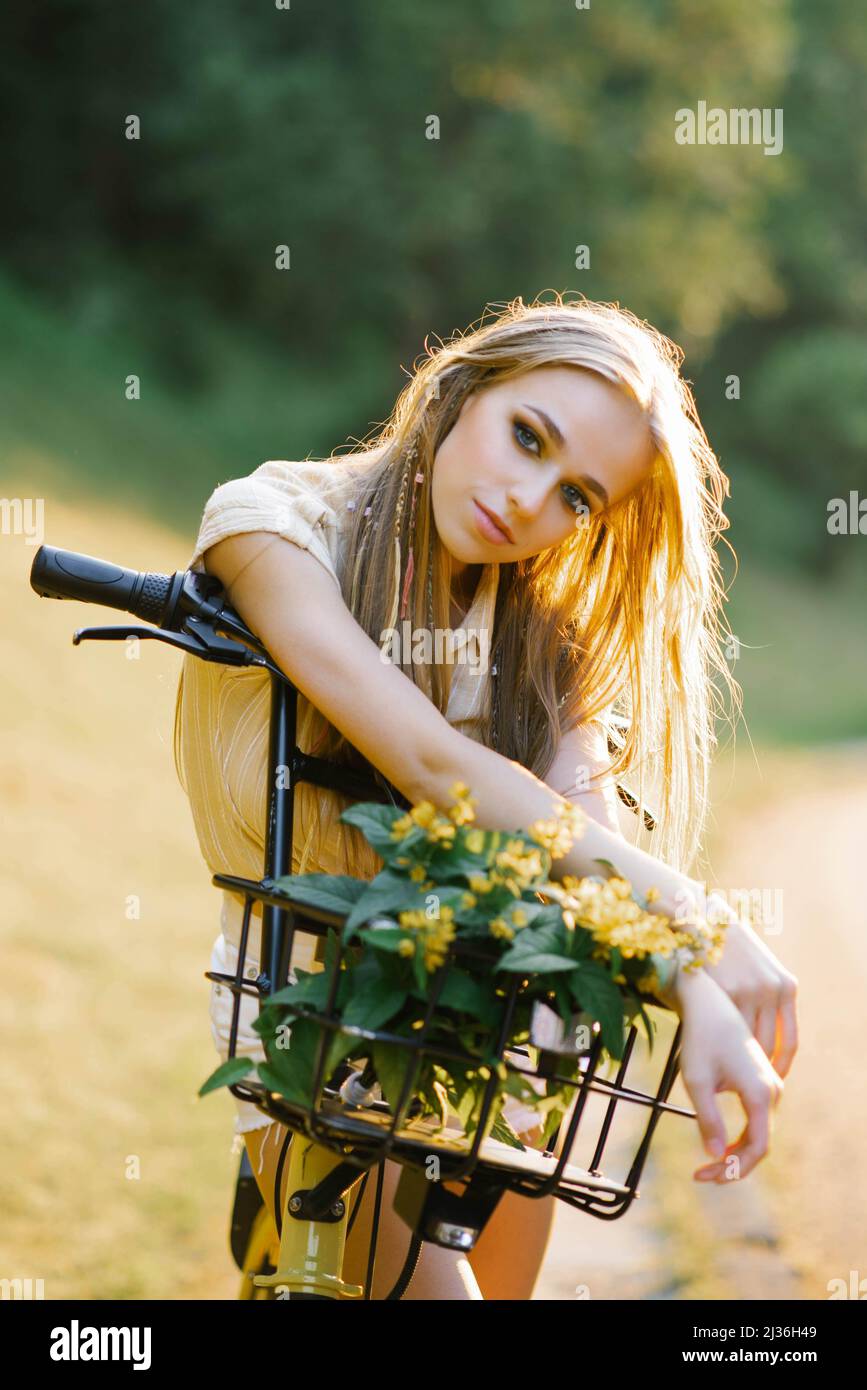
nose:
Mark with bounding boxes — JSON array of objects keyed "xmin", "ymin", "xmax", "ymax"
[{"xmin": 506, "ymin": 473, "xmax": 552, "ymax": 521}]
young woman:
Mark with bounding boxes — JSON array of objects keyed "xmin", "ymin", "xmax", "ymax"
[{"xmin": 174, "ymin": 294, "xmax": 798, "ymax": 1299}]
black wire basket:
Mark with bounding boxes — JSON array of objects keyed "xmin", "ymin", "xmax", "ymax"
[{"xmin": 206, "ymin": 870, "xmax": 695, "ymax": 1230}]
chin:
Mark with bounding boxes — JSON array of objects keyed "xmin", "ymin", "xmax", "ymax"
[{"xmin": 441, "ymin": 532, "xmax": 487, "ymax": 565}]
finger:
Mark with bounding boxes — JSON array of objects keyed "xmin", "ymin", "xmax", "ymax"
[
  {"xmin": 735, "ymin": 999, "xmax": 758, "ymax": 1041},
  {"xmin": 725, "ymin": 1080, "xmax": 773, "ymax": 1180},
  {"xmin": 755, "ymin": 1003, "xmax": 778, "ymax": 1062},
  {"xmin": 695, "ymin": 1158, "xmax": 728, "ymax": 1181},
  {"xmin": 772, "ymin": 993, "xmax": 799, "ymax": 1079},
  {"xmin": 684, "ymin": 1076, "xmax": 728, "ymax": 1162}
]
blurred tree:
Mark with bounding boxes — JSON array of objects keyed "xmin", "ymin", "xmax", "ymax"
[{"xmin": 0, "ymin": 0, "xmax": 864, "ymax": 580}]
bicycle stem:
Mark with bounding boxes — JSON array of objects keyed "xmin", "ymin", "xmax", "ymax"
[{"xmin": 250, "ymin": 1137, "xmax": 367, "ymax": 1299}]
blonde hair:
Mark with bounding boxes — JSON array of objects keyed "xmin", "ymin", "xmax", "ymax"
[{"xmin": 177, "ymin": 291, "xmax": 741, "ymax": 881}]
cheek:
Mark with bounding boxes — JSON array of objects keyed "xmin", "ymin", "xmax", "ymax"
[
  {"xmin": 430, "ymin": 458, "xmax": 454, "ymax": 534},
  {"xmin": 537, "ymin": 509, "xmax": 582, "ymax": 555}
]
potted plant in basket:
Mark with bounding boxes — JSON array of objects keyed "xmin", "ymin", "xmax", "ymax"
[{"xmin": 199, "ymin": 783, "xmax": 727, "ymax": 1152}]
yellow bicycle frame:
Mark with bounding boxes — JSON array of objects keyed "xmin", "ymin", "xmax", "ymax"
[{"xmin": 246, "ymin": 1135, "xmax": 367, "ymax": 1300}]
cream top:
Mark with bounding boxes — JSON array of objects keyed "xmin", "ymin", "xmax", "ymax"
[{"xmin": 174, "ymin": 457, "xmax": 500, "ymax": 967}]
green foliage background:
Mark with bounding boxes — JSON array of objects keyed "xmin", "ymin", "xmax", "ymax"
[{"xmin": 2, "ymin": 0, "xmax": 865, "ymax": 739}]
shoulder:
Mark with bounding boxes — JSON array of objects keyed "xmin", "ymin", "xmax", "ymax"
[{"xmin": 187, "ymin": 458, "xmax": 350, "ymax": 575}]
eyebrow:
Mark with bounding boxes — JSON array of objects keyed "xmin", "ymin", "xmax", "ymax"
[{"xmin": 521, "ymin": 403, "xmax": 610, "ymax": 507}]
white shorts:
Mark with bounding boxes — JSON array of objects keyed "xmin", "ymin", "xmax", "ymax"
[{"xmin": 207, "ymin": 891, "xmax": 320, "ymax": 1137}]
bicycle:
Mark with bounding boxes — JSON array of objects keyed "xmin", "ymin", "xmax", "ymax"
[{"xmin": 30, "ymin": 543, "xmax": 696, "ymax": 1301}]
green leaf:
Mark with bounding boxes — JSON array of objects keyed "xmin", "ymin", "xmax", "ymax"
[
  {"xmin": 522, "ymin": 903, "xmax": 566, "ymax": 930},
  {"xmin": 490, "ymin": 1106, "xmax": 527, "ymax": 1151},
  {"xmin": 456, "ymin": 1084, "xmax": 478, "ymax": 1131},
  {"xmin": 568, "ymin": 964, "xmax": 626, "ymax": 1059},
  {"xmin": 198, "ymin": 1056, "xmax": 255, "ymax": 1097},
  {"xmin": 624, "ymin": 993, "xmax": 657, "ymax": 1056},
  {"xmin": 266, "ymin": 968, "xmax": 332, "ymax": 1011},
  {"xmin": 357, "ymin": 924, "xmax": 407, "ymax": 953},
  {"xmin": 322, "ymin": 1030, "xmax": 364, "ymax": 1080},
  {"xmin": 412, "ymin": 945, "xmax": 429, "ymax": 993},
  {"xmin": 261, "ymin": 1016, "xmax": 326, "ymax": 1106},
  {"xmin": 510, "ymin": 917, "xmax": 570, "ymax": 954},
  {"xmin": 342, "ymin": 868, "xmax": 418, "ymax": 934},
  {"xmin": 551, "ymin": 977, "xmax": 574, "ymax": 1023},
  {"xmin": 493, "ymin": 921, "xmax": 567, "ymax": 970},
  {"xmin": 341, "ymin": 978, "xmax": 407, "ymax": 1031},
  {"xmin": 436, "ymin": 971, "xmax": 501, "ymax": 1027},
  {"xmin": 496, "ymin": 951, "xmax": 579, "ymax": 974},
  {"xmin": 372, "ymin": 1040, "xmax": 416, "ymax": 1115},
  {"xmin": 569, "ymin": 927, "xmax": 595, "ymax": 960},
  {"xmin": 268, "ymin": 872, "xmax": 367, "ymax": 920},
  {"xmin": 339, "ymin": 803, "xmax": 408, "ymax": 858}
]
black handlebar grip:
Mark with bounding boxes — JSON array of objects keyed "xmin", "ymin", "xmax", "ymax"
[{"xmin": 30, "ymin": 546, "xmax": 173, "ymax": 625}]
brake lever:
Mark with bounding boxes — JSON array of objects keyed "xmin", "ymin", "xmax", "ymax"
[{"xmin": 72, "ymin": 621, "xmax": 274, "ymax": 671}]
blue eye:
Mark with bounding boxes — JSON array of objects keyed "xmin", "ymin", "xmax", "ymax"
[
  {"xmin": 561, "ymin": 482, "xmax": 591, "ymax": 516},
  {"xmin": 512, "ymin": 419, "xmax": 590, "ymax": 516},
  {"xmin": 513, "ymin": 420, "xmax": 541, "ymax": 454}
]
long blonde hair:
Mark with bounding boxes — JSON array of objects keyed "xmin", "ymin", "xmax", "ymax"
[{"xmin": 177, "ymin": 292, "xmax": 741, "ymax": 881}]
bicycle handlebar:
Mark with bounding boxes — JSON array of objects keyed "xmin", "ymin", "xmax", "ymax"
[{"xmin": 30, "ymin": 545, "xmax": 183, "ymax": 627}]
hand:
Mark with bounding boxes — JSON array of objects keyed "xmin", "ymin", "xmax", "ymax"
[
  {"xmin": 701, "ymin": 915, "xmax": 799, "ymax": 1079},
  {"xmin": 673, "ymin": 968, "xmax": 785, "ymax": 1183}
]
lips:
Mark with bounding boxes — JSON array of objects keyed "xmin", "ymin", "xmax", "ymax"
[{"xmin": 473, "ymin": 499, "xmax": 515, "ymax": 545}]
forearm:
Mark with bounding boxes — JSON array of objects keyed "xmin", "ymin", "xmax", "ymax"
[{"xmin": 418, "ymin": 729, "xmax": 705, "ymax": 925}]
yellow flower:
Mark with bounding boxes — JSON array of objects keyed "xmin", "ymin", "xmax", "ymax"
[
  {"xmin": 390, "ymin": 812, "xmax": 414, "ymax": 839},
  {"xmin": 461, "ymin": 891, "xmax": 478, "ymax": 909},
  {"xmin": 489, "ymin": 917, "xmax": 515, "ymax": 941},
  {"xmin": 399, "ymin": 908, "xmax": 427, "ymax": 929},
  {"xmin": 465, "ymin": 829, "xmax": 485, "ymax": 854},
  {"xmin": 428, "ymin": 821, "xmax": 456, "ymax": 844},
  {"xmin": 538, "ymin": 870, "xmax": 727, "ymax": 965},
  {"xmin": 423, "ymin": 916, "xmax": 457, "ymax": 970},
  {"xmin": 398, "ymin": 903, "xmax": 457, "ymax": 971},
  {"xmin": 447, "ymin": 784, "xmax": 478, "ymax": 826},
  {"xmin": 527, "ymin": 802, "xmax": 587, "ymax": 858},
  {"xmin": 494, "ymin": 845, "xmax": 544, "ymax": 882},
  {"xmin": 511, "ymin": 908, "xmax": 528, "ymax": 927},
  {"xmin": 468, "ymin": 874, "xmax": 493, "ymax": 894},
  {"xmin": 409, "ymin": 864, "xmax": 426, "ymax": 882},
  {"xmin": 410, "ymin": 801, "xmax": 438, "ymax": 829},
  {"xmin": 397, "ymin": 939, "xmax": 416, "ymax": 957}
]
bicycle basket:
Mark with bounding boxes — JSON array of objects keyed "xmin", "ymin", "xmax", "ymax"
[{"xmin": 207, "ymin": 873, "xmax": 694, "ymax": 1226}]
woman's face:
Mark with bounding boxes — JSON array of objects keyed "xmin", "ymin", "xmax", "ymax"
[{"xmin": 431, "ymin": 364, "xmax": 658, "ymax": 567}]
